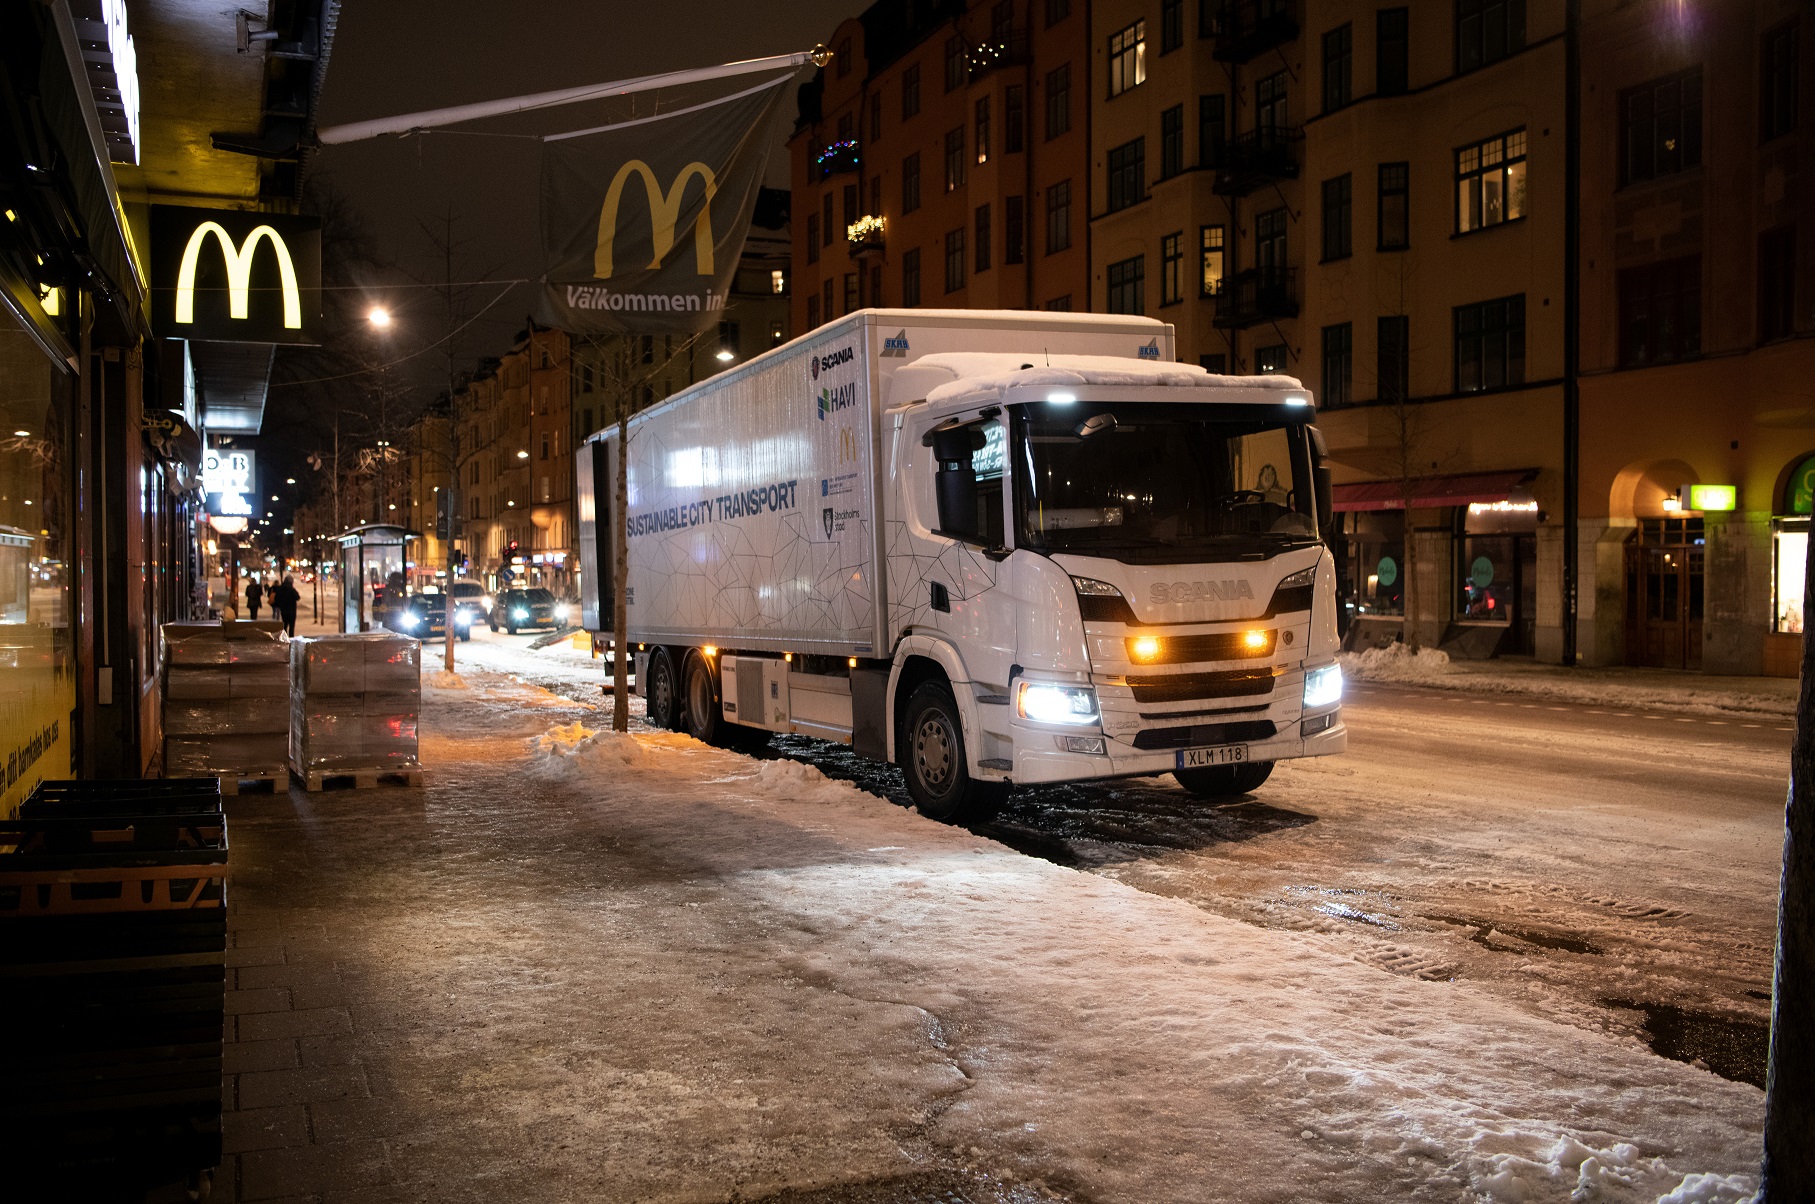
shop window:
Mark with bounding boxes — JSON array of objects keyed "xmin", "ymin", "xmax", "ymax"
[
  {"xmin": 1456, "ymin": 129, "xmax": 1527, "ymax": 233},
  {"xmin": 1345, "ymin": 512, "xmax": 1406, "ymax": 617},
  {"xmin": 1775, "ymin": 519, "xmax": 1807, "ymax": 634}
]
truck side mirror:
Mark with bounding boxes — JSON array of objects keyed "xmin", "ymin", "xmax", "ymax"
[
  {"xmin": 1315, "ymin": 464, "xmax": 1334, "ymax": 540},
  {"xmin": 931, "ymin": 426, "xmax": 984, "ymax": 537}
]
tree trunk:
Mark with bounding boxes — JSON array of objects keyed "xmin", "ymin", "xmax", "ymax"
[
  {"xmin": 1402, "ymin": 513, "xmax": 1419, "ymax": 650},
  {"xmin": 611, "ymin": 409, "xmax": 631, "ymax": 732},
  {"xmin": 1763, "ymin": 531, "xmax": 1815, "ymax": 1195}
]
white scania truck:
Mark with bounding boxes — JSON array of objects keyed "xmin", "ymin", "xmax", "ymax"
[{"xmin": 575, "ymin": 309, "xmax": 1345, "ymax": 820}]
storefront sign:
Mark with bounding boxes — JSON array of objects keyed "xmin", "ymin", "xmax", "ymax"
[
  {"xmin": 203, "ymin": 448, "xmax": 255, "ymax": 518},
  {"xmin": 149, "ymin": 207, "xmax": 321, "ymax": 344},
  {"xmin": 89, "ymin": 0, "xmax": 142, "ymax": 163},
  {"xmin": 1376, "ymin": 557, "xmax": 1398, "ymax": 588},
  {"xmin": 1687, "ymin": 484, "xmax": 1736, "ymax": 512}
]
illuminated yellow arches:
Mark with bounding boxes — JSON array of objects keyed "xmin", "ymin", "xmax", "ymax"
[
  {"xmin": 593, "ymin": 160, "xmax": 717, "ymax": 279},
  {"xmin": 174, "ymin": 221, "xmax": 302, "ymax": 329}
]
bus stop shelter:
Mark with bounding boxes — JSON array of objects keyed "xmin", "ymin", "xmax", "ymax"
[{"xmin": 337, "ymin": 525, "xmax": 419, "ymax": 632}]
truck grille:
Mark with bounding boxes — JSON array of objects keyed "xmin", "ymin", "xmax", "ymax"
[
  {"xmin": 1124, "ymin": 667, "xmax": 1278, "ymax": 704},
  {"xmin": 1132, "ymin": 720, "xmax": 1278, "ymax": 750}
]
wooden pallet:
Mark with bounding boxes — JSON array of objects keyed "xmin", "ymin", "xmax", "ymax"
[
  {"xmin": 292, "ymin": 767, "xmax": 424, "ymax": 793},
  {"xmin": 212, "ymin": 771, "xmax": 285, "ymax": 796}
]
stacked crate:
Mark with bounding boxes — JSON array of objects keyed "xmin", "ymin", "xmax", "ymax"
[
  {"xmin": 0, "ymin": 779, "xmax": 228, "ymax": 1198},
  {"xmin": 162, "ymin": 621, "xmax": 290, "ymax": 789},
  {"xmin": 290, "ymin": 633, "xmax": 423, "ymax": 789}
]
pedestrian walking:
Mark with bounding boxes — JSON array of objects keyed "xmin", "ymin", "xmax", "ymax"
[
  {"xmin": 271, "ymin": 575, "xmax": 301, "ymax": 637},
  {"xmin": 245, "ymin": 577, "xmax": 264, "ymax": 621}
]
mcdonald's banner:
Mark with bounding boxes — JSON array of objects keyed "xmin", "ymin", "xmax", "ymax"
[
  {"xmin": 539, "ymin": 77, "xmax": 792, "ymax": 336},
  {"xmin": 148, "ymin": 205, "xmax": 322, "ymax": 344}
]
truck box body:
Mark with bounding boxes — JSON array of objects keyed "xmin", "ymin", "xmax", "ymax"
[{"xmin": 577, "ymin": 308, "xmax": 1345, "ymax": 802}]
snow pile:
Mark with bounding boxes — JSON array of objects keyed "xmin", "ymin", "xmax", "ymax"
[
  {"xmin": 424, "ymin": 669, "xmax": 469, "ymax": 690},
  {"xmin": 1340, "ymin": 642, "xmax": 1453, "ymax": 683},
  {"xmin": 748, "ymin": 757, "xmax": 867, "ymax": 805},
  {"xmin": 920, "ymin": 352, "xmax": 1303, "ymax": 408},
  {"xmin": 534, "ymin": 721, "xmax": 646, "ymax": 770},
  {"xmin": 1466, "ymin": 1134, "xmax": 1758, "ymax": 1203}
]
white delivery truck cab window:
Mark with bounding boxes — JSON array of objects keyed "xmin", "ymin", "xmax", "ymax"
[{"xmin": 929, "ymin": 415, "xmax": 1008, "ymax": 549}]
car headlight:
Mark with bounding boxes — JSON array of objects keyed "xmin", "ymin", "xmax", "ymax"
[
  {"xmin": 512, "ymin": 608, "xmax": 529, "ymax": 620},
  {"xmin": 1303, "ymin": 663, "xmax": 1343, "ymax": 709},
  {"xmin": 1016, "ymin": 681, "xmax": 1099, "ymax": 725},
  {"xmin": 454, "ymin": 612, "xmax": 470, "ymax": 627},
  {"xmin": 399, "ymin": 613, "xmax": 418, "ymax": 629},
  {"xmin": 482, "ymin": 595, "xmax": 493, "ymax": 609},
  {"xmin": 554, "ymin": 604, "xmax": 570, "ymax": 619}
]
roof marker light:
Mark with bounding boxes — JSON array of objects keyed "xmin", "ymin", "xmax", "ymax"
[
  {"xmin": 1047, "ymin": 392, "xmax": 1076, "ymax": 405},
  {"xmin": 1284, "ymin": 395, "xmax": 1310, "ymax": 407}
]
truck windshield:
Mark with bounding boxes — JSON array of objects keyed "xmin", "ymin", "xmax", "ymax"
[{"xmin": 1014, "ymin": 402, "xmax": 1319, "ymax": 562}]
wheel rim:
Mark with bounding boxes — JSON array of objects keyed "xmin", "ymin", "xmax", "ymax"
[
  {"xmin": 652, "ymin": 660, "xmax": 673, "ymax": 722},
  {"xmin": 688, "ymin": 665, "xmax": 713, "ymax": 733},
  {"xmin": 914, "ymin": 712, "xmax": 955, "ymax": 792}
]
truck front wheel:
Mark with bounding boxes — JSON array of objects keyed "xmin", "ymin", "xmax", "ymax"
[
  {"xmin": 1174, "ymin": 761, "xmax": 1274, "ymax": 798},
  {"xmin": 900, "ymin": 682, "xmax": 1007, "ymax": 823},
  {"xmin": 646, "ymin": 648, "xmax": 681, "ymax": 729},
  {"xmin": 682, "ymin": 652, "xmax": 722, "ymax": 743}
]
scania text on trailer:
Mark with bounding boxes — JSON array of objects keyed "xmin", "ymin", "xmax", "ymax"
[{"xmin": 575, "ymin": 309, "xmax": 1345, "ymax": 820}]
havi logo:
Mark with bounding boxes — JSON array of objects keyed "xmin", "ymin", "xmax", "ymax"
[
  {"xmin": 817, "ymin": 383, "xmax": 857, "ymax": 421},
  {"xmin": 881, "ymin": 330, "xmax": 910, "ymax": 357},
  {"xmin": 1137, "ymin": 337, "xmax": 1161, "ymax": 360}
]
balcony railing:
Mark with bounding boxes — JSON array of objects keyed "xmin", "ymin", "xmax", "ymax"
[
  {"xmin": 1212, "ymin": 125, "xmax": 1301, "ymax": 196},
  {"xmin": 1209, "ymin": 0, "xmax": 1298, "ymax": 62},
  {"xmin": 815, "ymin": 139, "xmax": 860, "ymax": 178},
  {"xmin": 967, "ymin": 30, "xmax": 1031, "ymax": 81},
  {"xmin": 1213, "ymin": 267, "xmax": 1298, "ymax": 329},
  {"xmin": 847, "ymin": 215, "xmax": 886, "ymax": 256}
]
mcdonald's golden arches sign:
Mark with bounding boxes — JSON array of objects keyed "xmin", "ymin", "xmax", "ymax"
[{"xmin": 149, "ymin": 205, "xmax": 322, "ymax": 344}]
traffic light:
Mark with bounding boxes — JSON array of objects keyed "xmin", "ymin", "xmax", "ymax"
[{"xmin": 505, "ymin": 540, "xmax": 519, "ymax": 558}]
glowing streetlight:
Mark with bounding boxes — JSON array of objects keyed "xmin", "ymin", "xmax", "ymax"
[
  {"xmin": 516, "ymin": 449, "xmax": 529, "ymax": 459},
  {"xmin": 367, "ymin": 306, "xmax": 392, "ymax": 328}
]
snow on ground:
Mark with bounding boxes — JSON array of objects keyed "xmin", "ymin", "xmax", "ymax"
[
  {"xmin": 1340, "ymin": 643, "xmax": 1796, "ymax": 718},
  {"xmin": 391, "ymin": 662, "xmax": 1764, "ymax": 1204}
]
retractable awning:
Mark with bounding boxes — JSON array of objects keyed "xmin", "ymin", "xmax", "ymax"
[{"xmin": 1331, "ymin": 469, "xmax": 1536, "ymax": 513}]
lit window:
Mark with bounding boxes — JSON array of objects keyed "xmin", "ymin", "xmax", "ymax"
[
  {"xmin": 771, "ymin": 269, "xmax": 785, "ymax": 294},
  {"xmin": 1109, "ymin": 21, "xmax": 1146, "ymax": 97},
  {"xmin": 1456, "ymin": 128, "xmax": 1527, "ymax": 233}
]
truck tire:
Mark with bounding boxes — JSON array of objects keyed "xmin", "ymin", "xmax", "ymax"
[
  {"xmin": 899, "ymin": 681, "xmax": 1007, "ymax": 823},
  {"xmin": 1174, "ymin": 760, "xmax": 1274, "ymax": 798},
  {"xmin": 645, "ymin": 648, "xmax": 681, "ymax": 729},
  {"xmin": 682, "ymin": 652, "xmax": 722, "ymax": 743}
]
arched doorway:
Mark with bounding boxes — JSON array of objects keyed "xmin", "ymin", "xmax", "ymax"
[{"xmin": 1611, "ymin": 460, "xmax": 1703, "ymax": 670}]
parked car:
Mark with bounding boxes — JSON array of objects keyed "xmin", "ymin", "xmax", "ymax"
[
  {"xmin": 391, "ymin": 595, "xmax": 473, "ymax": 642},
  {"xmin": 489, "ymin": 587, "xmax": 567, "ymax": 634},
  {"xmin": 447, "ymin": 579, "xmax": 490, "ymax": 627}
]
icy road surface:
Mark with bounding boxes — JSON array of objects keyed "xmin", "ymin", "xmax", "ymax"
[{"xmin": 209, "ymin": 628, "xmax": 1778, "ymax": 1203}]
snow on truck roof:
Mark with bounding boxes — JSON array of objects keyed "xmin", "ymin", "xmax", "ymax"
[{"xmin": 916, "ymin": 353, "xmax": 1307, "ymax": 407}]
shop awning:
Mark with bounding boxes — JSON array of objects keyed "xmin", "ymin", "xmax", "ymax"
[{"xmin": 1331, "ymin": 469, "xmax": 1536, "ymax": 512}]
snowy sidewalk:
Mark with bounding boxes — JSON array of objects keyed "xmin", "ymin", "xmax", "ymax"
[
  {"xmin": 1341, "ymin": 644, "xmax": 1798, "ymax": 718},
  {"xmin": 209, "ymin": 665, "xmax": 1763, "ymax": 1204}
]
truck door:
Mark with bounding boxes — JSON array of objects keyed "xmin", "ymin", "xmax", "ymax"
[{"xmin": 912, "ymin": 412, "xmax": 1017, "ymax": 693}]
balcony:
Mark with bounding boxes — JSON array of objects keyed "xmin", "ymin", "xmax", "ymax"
[
  {"xmin": 815, "ymin": 139, "xmax": 859, "ymax": 178},
  {"xmin": 847, "ymin": 215, "xmax": 886, "ymax": 256},
  {"xmin": 1211, "ymin": 125, "xmax": 1301, "ymax": 196},
  {"xmin": 967, "ymin": 30, "xmax": 1031, "ymax": 81},
  {"xmin": 1213, "ymin": 267, "xmax": 1298, "ymax": 329},
  {"xmin": 1210, "ymin": 0, "xmax": 1299, "ymax": 63}
]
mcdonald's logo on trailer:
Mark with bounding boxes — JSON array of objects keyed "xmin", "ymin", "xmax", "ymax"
[{"xmin": 149, "ymin": 205, "xmax": 322, "ymax": 344}]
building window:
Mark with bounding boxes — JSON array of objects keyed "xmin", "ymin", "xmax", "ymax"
[
  {"xmin": 1618, "ymin": 256, "xmax": 1701, "ymax": 367},
  {"xmin": 1046, "ymin": 294, "xmax": 1073, "ymax": 311},
  {"xmin": 1321, "ymin": 324, "xmax": 1352, "ymax": 406},
  {"xmin": 945, "ymin": 229, "xmax": 967, "ymax": 292},
  {"xmin": 903, "ymin": 247, "xmax": 922, "ymax": 306},
  {"xmin": 1761, "ymin": 226, "xmax": 1797, "ymax": 343},
  {"xmin": 1107, "ymin": 255, "xmax": 1145, "ymax": 314},
  {"xmin": 1621, "ymin": 67, "xmax": 1702, "ymax": 186},
  {"xmin": 822, "ymin": 193, "xmax": 834, "ymax": 245},
  {"xmin": 1378, "ymin": 162, "xmax": 1409, "ymax": 249},
  {"xmin": 1379, "ymin": 315, "xmax": 1409, "ymax": 404},
  {"xmin": 868, "ymin": 91, "xmax": 882, "ymax": 141},
  {"xmin": 1200, "ymin": 224, "xmax": 1225, "ymax": 295},
  {"xmin": 844, "ymin": 272, "xmax": 859, "ymax": 315},
  {"xmin": 1162, "ymin": 0, "xmax": 1184, "ymax": 54},
  {"xmin": 823, "ymin": 278, "xmax": 834, "ymax": 320},
  {"xmin": 902, "ymin": 64, "xmax": 921, "ymax": 119},
  {"xmin": 1109, "ymin": 21, "xmax": 1146, "ymax": 97},
  {"xmin": 975, "ymin": 204, "xmax": 992, "ymax": 272},
  {"xmin": 1160, "ymin": 105, "xmax": 1184, "ymax": 178},
  {"xmin": 1322, "ymin": 174, "xmax": 1352, "ymax": 261},
  {"xmin": 1046, "ymin": 64, "xmax": 1072, "ymax": 139},
  {"xmin": 1005, "ymin": 196, "xmax": 1026, "ymax": 265},
  {"xmin": 1762, "ymin": 21, "xmax": 1800, "ymax": 142},
  {"xmin": 1456, "ymin": 0, "xmax": 1524, "ymax": 75},
  {"xmin": 1377, "ymin": 8, "xmax": 1409, "ymax": 95},
  {"xmin": 806, "ymin": 213, "xmax": 820, "ymax": 263},
  {"xmin": 1256, "ymin": 206, "xmax": 1288, "ymax": 273},
  {"xmin": 1456, "ymin": 128, "xmax": 1527, "ymax": 233},
  {"xmin": 945, "ymin": 36, "xmax": 967, "ymax": 92},
  {"xmin": 1199, "ymin": 94, "xmax": 1225, "ymax": 166},
  {"xmin": 976, "ymin": 97, "xmax": 991, "ymax": 165},
  {"xmin": 1161, "ymin": 232, "xmax": 1184, "ymax": 305},
  {"xmin": 869, "ymin": 266, "xmax": 882, "ymax": 307},
  {"xmin": 771, "ymin": 320, "xmax": 785, "ymax": 344},
  {"xmin": 843, "ymin": 183, "xmax": 859, "ymax": 231},
  {"xmin": 1046, "ymin": 179, "xmax": 1072, "ymax": 253},
  {"xmin": 1005, "ymin": 85, "xmax": 1025, "ymax": 152},
  {"xmin": 1256, "ymin": 72, "xmax": 1288, "ymax": 130},
  {"xmin": 807, "ymin": 294, "xmax": 821, "ymax": 327},
  {"xmin": 581, "ymin": 364, "xmax": 594, "ymax": 393},
  {"xmin": 945, "ymin": 127, "xmax": 967, "ymax": 191},
  {"xmin": 1045, "ymin": 0, "xmax": 1070, "ymax": 27},
  {"xmin": 1107, "ymin": 137, "xmax": 1145, "ymax": 212},
  {"xmin": 870, "ymin": 174, "xmax": 883, "ymax": 215},
  {"xmin": 903, "ymin": 152, "xmax": 921, "ymax": 213},
  {"xmin": 1454, "ymin": 295, "xmax": 1526, "ymax": 392},
  {"xmin": 1199, "ymin": 353, "xmax": 1227, "ymax": 373},
  {"xmin": 1256, "ymin": 344, "xmax": 1288, "ymax": 374},
  {"xmin": 1323, "ymin": 23, "xmax": 1353, "ymax": 112},
  {"xmin": 771, "ymin": 268, "xmax": 787, "ymax": 294}
]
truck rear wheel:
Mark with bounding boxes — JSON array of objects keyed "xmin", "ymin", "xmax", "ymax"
[
  {"xmin": 682, "ymin": 652, "xmax": 722, "ymax": 743},
  {"xmin": 900, "ymin": 682, "xmax": 1007, "ymax": 823},
  {"xmin": 1174, "ymin": 760, "xmax": 1274, "ymax": 799},
  {"xmin": 645, "ymin": 648, "xmax": 681, "ymax": 729}
]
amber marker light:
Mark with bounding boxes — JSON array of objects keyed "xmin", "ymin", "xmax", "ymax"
[
  {"xmin": 1243, "ymin": 629, "xmax": 1271, "ymax": 652},
  {"xmin": 702, "ymin": 645, "xmax": 718, "ymax": 658},
  {"xmin": 1128, "ymin": 635, "xmax": 1162, "ymax": 663}
]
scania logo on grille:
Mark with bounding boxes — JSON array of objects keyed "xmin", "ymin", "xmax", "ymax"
[{"xmin": 1151, "ymin": 579, "xmax": 1256, "ymax": 604}]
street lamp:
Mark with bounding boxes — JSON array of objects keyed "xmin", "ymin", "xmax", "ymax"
[
  {"xmin": 367, "ymin": 306, "xmax": 392, "ymax": 328},
  {"xmin": 516, "ymin": 449, "xmax": 529, "ymax": 459}
]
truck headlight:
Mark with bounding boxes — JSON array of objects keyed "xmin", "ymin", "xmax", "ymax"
[
  {"xmin": 1016, "ymin": 681, "xmax": 1099, "ymax": 725},
  {"xmin": 1303, "ymin": 663, "xmax": 1343, "ymax": 709},
  {"xmin": 1278, "ymin": 565, "xmax": 1318, "ymax": 590}
]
